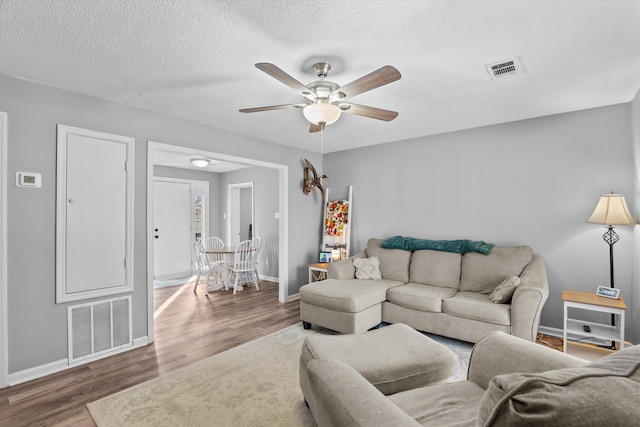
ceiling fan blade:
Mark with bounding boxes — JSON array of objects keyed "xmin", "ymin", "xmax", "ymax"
[
  {"xmin": 255, "ymin": 63, "xmax": 316, "ymax": 100},
  {"xmin": 239, "ymin": 103, "xmax": 305, "ymax": 113},
  {"xmin": 339, "ymin": 103, "xmax": 399, "ymax": 121},
  {"xmin": 331, "ymin": 65, "xmax": 401, "ymax": 100},
  {"xmin": 309, "ymin": 122, "xmax": 325, "ymax": 133}
]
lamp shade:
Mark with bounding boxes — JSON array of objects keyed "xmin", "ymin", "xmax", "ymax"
[
  {"xmin": 303, "ymin": 103, "xmax": 341, "ymax": 125},
  {"xmin": 588, "ymin": 193, "xmax": 637, "ymax": 226}
]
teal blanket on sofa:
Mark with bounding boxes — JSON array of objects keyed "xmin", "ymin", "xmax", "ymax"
[{"xmin": 381, "ymin": 236, "xmax": 494, "ymax": 255}]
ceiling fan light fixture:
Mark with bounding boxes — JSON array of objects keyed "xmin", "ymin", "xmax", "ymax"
[
  {"xmin": 303, "ymin": 103, "xmax": 341, "ymax": 126},
  {"xmin": 191, "ymin": 158, "xmax": 209, "ymax": 168}
]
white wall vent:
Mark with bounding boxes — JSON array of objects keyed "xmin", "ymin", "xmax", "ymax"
[
  {"xmin": 68, "ymin": 296, "xmax": 132, "ymax": 364},
  {"xmin": 486, "ymin": 57, "xmax": 524, "ymax": 81}
]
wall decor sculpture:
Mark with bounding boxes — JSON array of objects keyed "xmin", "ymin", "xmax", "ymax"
[{"xmin": 303, "ymin": 158, "xmax": 327, "ymax": 197}]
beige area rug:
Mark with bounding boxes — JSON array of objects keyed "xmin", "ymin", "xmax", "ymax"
[{"xmin": 87, "ymin": 324, "xmax": 472, "ymax": 427}]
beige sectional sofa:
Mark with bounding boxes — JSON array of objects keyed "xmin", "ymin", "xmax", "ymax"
[
  {"xmin": 300, "ymin": 238, "xmax": 549, "ymax": 342},
  {"xmin": 304, "ymin": 331, "xmax": 640, "ymax": 426}
]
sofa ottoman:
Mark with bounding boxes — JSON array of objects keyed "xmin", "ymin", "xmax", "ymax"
[
  {"xmin": 299, "ymin": 323, "xmax": 458, "ymax": 398},
  {"xmin": 300, "ymin": 278, "xmax": 404, "ymax": 333}
]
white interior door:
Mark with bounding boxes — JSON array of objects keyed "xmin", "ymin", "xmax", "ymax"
[
  {"xmin": 56, "ymin": 125, "xmax": 134, "ymax": 304},
  {"xmin": 153, "ymin": 180, "xmax": 192, "ymax": 279},
  {"xmin": 228, "ymin": 182, "xmax": 253, "ymax": 246},
  {"xmin": 66, "ymin": 134, "xmax": 127, "ymax": 293}
]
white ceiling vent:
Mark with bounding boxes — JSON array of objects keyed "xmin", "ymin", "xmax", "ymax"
[{"xmin": 486, "ymin": 57, "xmax": 524, "ymax": 81}]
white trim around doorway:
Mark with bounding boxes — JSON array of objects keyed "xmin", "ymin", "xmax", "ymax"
[
  {"xmin": 1, "ymin": 112, "xmax": 7, "ymax": 388},
  {"xmin": 146, "ymin": 141, "xmax": 289, "ymax": 344}
]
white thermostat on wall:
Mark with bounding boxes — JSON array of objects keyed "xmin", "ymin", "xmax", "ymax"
[{"xmin": 16, "ymin": 172, "xmax": 42, "ymax": 188}]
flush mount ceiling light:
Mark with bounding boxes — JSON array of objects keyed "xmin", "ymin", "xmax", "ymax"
[{"xmin": 191, "ymin": 158, "xmax": 209, "ymax": 168}]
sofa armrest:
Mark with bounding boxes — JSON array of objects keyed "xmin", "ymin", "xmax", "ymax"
[
  {"xmin": 306, "ymin": 357, "xmax": 420, "ymax": 427},
  {"xmin": 510, "ymin": 255, "xmax": 549, "ymax": 341},
  {"xmin": 468, "ymin": 331, "xmax": 587, "ymax": 390},
  {"xmin": 327, "ymin": 250, "xmax": 367, "ymax": 279}
]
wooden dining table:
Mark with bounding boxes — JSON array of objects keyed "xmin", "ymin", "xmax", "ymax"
[{"xmin": 205, "ymin": 246, "xmax": 255, "ymax": 291}]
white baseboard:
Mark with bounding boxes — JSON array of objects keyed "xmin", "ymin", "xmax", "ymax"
[
  {"xmin": 537, "ymin": 325, "xmax": 563, "ymax": 338},
  {"xmin": 286, "ymin": 293, "xmax": 300, "ymax": 302},
  {"xmin": 8, "ymin": 357, "xmax": 69, "ymax": 386},
  {"xmin": 154, "ymin": 272, "xmax": 192, "ymax": 281},
  {"xmin": 8, "ymin": 336, "xmax": 149, "ymax": 386},
  {"xmin": 260, "ymin": 275, "xmax": 278, "ymax": 282}
]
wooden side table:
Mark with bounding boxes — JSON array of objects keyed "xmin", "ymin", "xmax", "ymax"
[
  {"xmin": 562, "ymin": 290, "xmax": 627, "ymax": 353},
  {"xmin": 308, "ymin": 263, "xmax": 329, "ymax": 283}
]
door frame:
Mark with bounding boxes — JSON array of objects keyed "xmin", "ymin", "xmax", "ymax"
[
  {"xmin": 146, "ymin": 141, "xmax": 289, "ymax": 343},
  {"xmin": 1, "ymin": 112, "xmax": 7, "ymax": 388},
  {"xmin": 227, "ymin": 181, "xmax": 254, "ymax": 246}
]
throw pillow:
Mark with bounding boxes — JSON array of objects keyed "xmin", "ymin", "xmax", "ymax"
[
  {"xmin": 490, "ymin": 276, "xmax": 520, "ymax": 303},
  {"xmin": 353, "ymin": 257, "xmax": 382, "ymax": 280}
]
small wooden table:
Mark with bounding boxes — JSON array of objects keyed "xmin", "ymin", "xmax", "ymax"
[
  {"xmin": 562, "ymin": 290, "xmax": 627, "ymax": 352},
  {"xmin": 308, "ymin": 263, "xmax": 329, "ymax": 283}
]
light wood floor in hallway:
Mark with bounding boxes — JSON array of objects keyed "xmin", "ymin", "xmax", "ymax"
[{"xmin": 0, "ymin": 280, "xmax": 300, "ymax": 427}]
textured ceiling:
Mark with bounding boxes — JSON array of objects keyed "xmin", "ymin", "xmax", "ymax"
[{"xmin": 1, "ymin": 0, "xmax": 639, "ymax": 154}]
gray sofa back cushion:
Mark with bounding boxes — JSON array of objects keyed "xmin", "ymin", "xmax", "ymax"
[
  {"xmin": 460, "ymin": 246, "xmax": 533, "ymax": 294},
  {"xmin": 410, "ymin": 250, "xmax": 462, "ymax": 289},
  {"xmin": 367, "ymin": 238, "xmax": 412, "ymax": 283}
]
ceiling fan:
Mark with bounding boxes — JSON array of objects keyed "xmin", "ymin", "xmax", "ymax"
[{"xmin": 240, "ymin": 62, "xmax": 401, "ymax": 132}]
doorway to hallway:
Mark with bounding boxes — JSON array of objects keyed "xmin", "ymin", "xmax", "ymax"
[{"xmin": 228, "ymin": 182, "xmax": 254, "ymax": 246}]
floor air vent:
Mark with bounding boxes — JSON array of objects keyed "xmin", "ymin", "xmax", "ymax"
[
  {"xmin": 68, "ymin": 296, "xmax": 132, "ymax": 364},
  {"xmin": 486, "ymin": 57, "xmax": 524, "ymax": 81}
]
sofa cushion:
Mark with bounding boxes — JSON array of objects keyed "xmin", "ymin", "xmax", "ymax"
[
  {"xmin": 389, "ymin": 380, "xmax": 485, "ymax": 427},
  {"xmin": 367, "ymin": 238, "xmax": 411, "ymax": 283},
  {"xmin": 353, "ymin": 256, "xmax": 382, "ymax": 280},
  {"xmin": 490, "ymin": 276, "xmax": 520, "ymax": 304},
  {"xmin": 478, "ymin": 347, "xmax": 640, "ymax": 426},
  {"xmin": 300, "ymin": 279, "xmax": 403, "ymax": 313},
  {"xmin": 409, "ymin": 250, "xmax": 462, "ymax": 289},
  {"xmin": 460, "ymin": 246, "xmax": 533, "ymax": 294},
  {"xmin": 443, "ymin": 291, "xmax": 511, "ymax": 326},
  {"xmin": 387, "ymin": 283, "xmax": 458, "ymax": 312}
]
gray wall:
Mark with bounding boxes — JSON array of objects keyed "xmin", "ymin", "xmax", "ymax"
[
  {"xmin": 631, "ymin": 88, "xmax": 640, "ymax": 344},
  {"xmin": 1, "ymin": 74, "xmax": 323, "ymax": 373},
  {"xmin": 324, "ymin": 104, "xmax": 638, "ymax": 342},
  {"xmin": 221, "ymin": 166, "xmax": 280, "ymax": 278}
]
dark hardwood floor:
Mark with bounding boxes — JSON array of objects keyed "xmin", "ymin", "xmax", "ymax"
[{"xmin": 0, "ymin": 279, "xmax": 300, "ymax": 427}]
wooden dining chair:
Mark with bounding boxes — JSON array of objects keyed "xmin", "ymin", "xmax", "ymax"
[
  {"xmin": 192, "ymin": 240, "xmax": 223, "ymax": 294},
  {"xmin": 252, "ymin": 236, "xmax": 262, "ymax": 278},
  {"xmin": 227, "ymin": 239, "xmax": 260, "ymax": 294},
  {"xmin": 204, "ymin": 236, "xmax": 227, "ymax": 289},
  {"xmin": 191, "ymin": 241, "xmax": 209, "ymax": 294}
]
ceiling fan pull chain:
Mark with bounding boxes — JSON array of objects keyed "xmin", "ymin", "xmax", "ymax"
[{"xmin": 320, "ymin": 128, "xmax": 325, "ymax": 174}]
